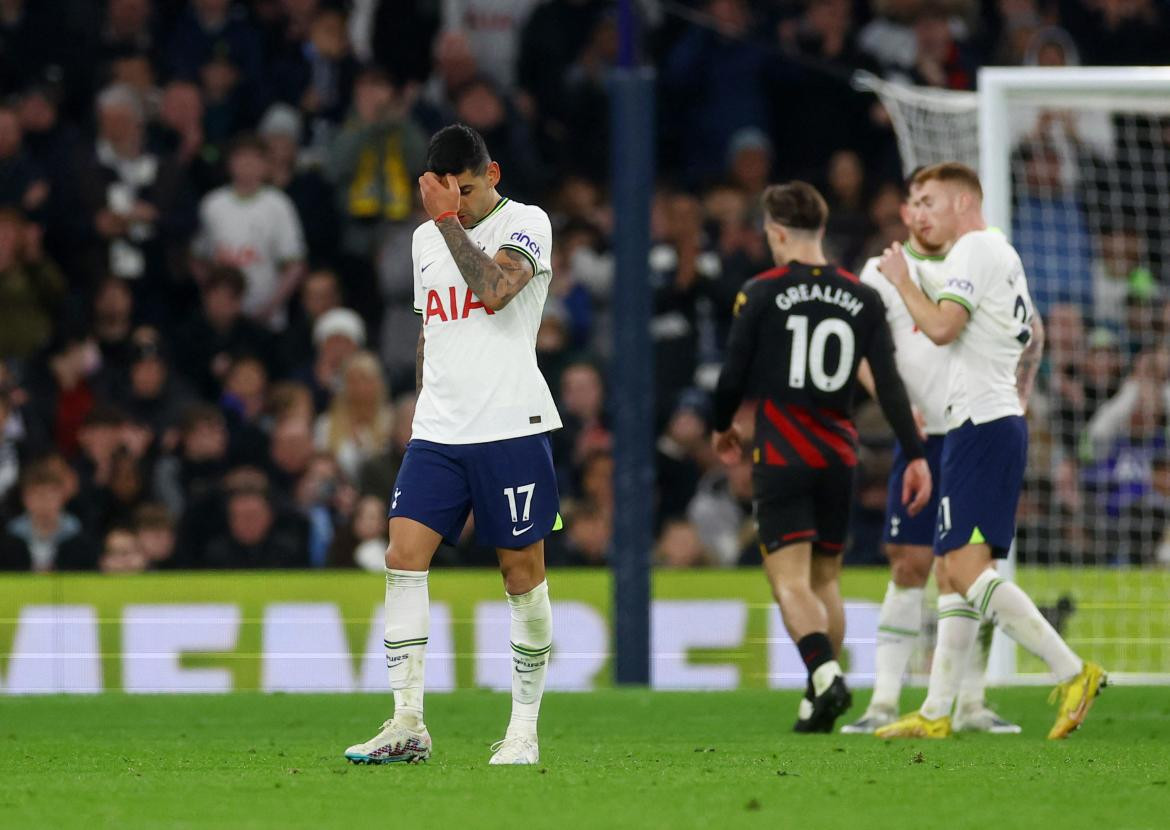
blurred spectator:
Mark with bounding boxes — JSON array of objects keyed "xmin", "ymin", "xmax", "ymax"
[
  {"xmin": 909, "ymin": 3, "xmax": 976, "ymax": 90},
  {"xmin": 662, "ymin": 0, "xmax": 775, "ymax": 183},
  {"xmin": 266, "ymin": 379, "xmax": 316, "ymax": 428},
  {"xmin": 327, "ymin": 67, "xmax": 426, "ymax": 266},
  {"xmin": 174, "ymin": 265, "xmax": 279, "ymax": 399},
  {"xmin": 91, "ymin": 276, "xmax": 136, "ymax": 374},
  {"xmin": 22, "ymin": 328, "xmax": 98, "ymax": 458},
  {"xmin": 416, "ymin": 29, "xmax": 480, "ymax": 132},
  {"xmin": 99, "ymin": 525, "xmax": 147, "ymax": 572},
  {"xmin": 75, "ymin": 83, "xmax": 194, "ymax": 318},
  {"xmin": 167, "ymin": 0, "xmax": 264, "ymax": 104},
  {"xmin": 300, "ymin": 307, "xmax": 366, "ymax": 412},
  {"xmin": 0, "ymin": 105, "xmax": 49, "ymax": 214},
  {"xmin": 0, "ymin": 0, "xmax": 55, "ymax": 98},
  {"xmin": 356, "ymin": 391, "xmax": 414, "ymax": 499},
  {"xmin": 1093, "ymin": 222, "xmax": 1152, "ymax": 328},
  {"xmin": 115, "ymin": 325, "xmax": 196, "ymax": 437},
  {"xmin": 444, "ymin": 0, "xmax": 541, "ymax": 89},
  {"xmin": 649, "ymin": 192, "xmax": 721, "ymax": 423},
  {"xmin": 0, "ymin": 208, "xmax": 65, "ymax": 361},
  {"xmin": 280, "ymin": 268, "xmax": 342, "ymax": 372},
  {"xmin": 134, "ymin": 501, "xmax": 177, "ymax": 569},
  {"xmin": 552, "ymin": 360, "xmax": 610, "ymax": 492},
  {"xmin": 294, "ymin": 450, "xmax": 354, "ymax": 568},
  {"xmin": 1011, "ymin": 140, "xmax": 1093, "ymax": 312},
  {"xmin": 192, "ymin": 134, "xmax": 307, "ymax": 328},
  {"xmin": 823, "ymin": 150, "xmax": 871, "ymax": 269},
  {"xmin": 654, "ymin": 519, "xmax": 711, "ymax": 568},
  {"xmin": 152, "ymin": 402, "xmax": 230, "ymax": 517},
  {"xmin": 688, "ymin": 455, "xmax": 755, "ymax": 567},
  {"xmin": 328, "ymin": 492, "xmax": 388, "ymax": 571},
  {"xmin": 259, "ymin": 104, "xmax": 340, "ymax": 265},
  {"xmin": 0, "ymin": 379, "xmax": 20, "ymax": 504},
  {"xmin": 452, "ymin": 77, "xmax": 543, "ymax": 204},
  {"xmin": 152, "ymin": 79, "xmax": 220, "ymax": 198},
  {"xmin": 314, "ymin": 350, "xmax": 393, "ymax": 481},
  {"xmin": 271, "ymin": 7, "xmax": 358, "ymax": 130},
  {"xmin": 552, "ymin": 12, "xmax": 618, "ymax": 182},
  {"xmin": 656, "ymin": 389, "xmax": 713, "ymax": 525},
  {"xmin": 201, "ymin": 482, "xmax": 309, "ymax": 568},
  {"xmin": 267, "ymin": 414, "xmax": 315, "ymax": 500},
  {"xmin": 0, "ymin": 459, "xmax": 96, "ymax": 571}
]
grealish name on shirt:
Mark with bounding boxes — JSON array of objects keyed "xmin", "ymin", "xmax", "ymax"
[{"xmin": 774, "ymin": 283, "xmax": 864, "ymax": 317}]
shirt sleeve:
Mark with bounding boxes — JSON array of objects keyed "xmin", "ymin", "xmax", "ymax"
[
  {"xmin": 712, "ymin": 282, "xmax": 766, "ymax": 432},
  {"xmin": 936, "ymin": 235, "xmax": 989, "ymax": 314},
  {"xmin": 864, "ymin": 308, "xmax": 925, "ymax": 460},
  {"xmin": 496, "ymin": 207, "xmax": 552, "ymax": 277},
  {"xmin": 273, "ymin": 193, "xmax": 307, "ymax": 265}
]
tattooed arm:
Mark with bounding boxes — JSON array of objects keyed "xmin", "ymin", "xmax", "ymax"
[
  {"xmin": 1017, "ymin": 312, "xmax": 1044, "ymax": 412},
  {"xmin": 433, "ymin": 215, "xmax": 535, "ymax": 310},
  {"xmin": 415, "ymin": 327, "xmax": 424, "ymax": 392}
]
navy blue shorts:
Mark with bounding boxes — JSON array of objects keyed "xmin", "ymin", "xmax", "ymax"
[
  {"xmin": 933, "ymin": 416, "xmax": 1027, "ymax": 558},
  {"xmin": 883, "ymin": 435, "xmax": 946, "ymax": 547},
  {"xmin": 388, "ymin": 434, "xmax": 560, "ymax": 549}
]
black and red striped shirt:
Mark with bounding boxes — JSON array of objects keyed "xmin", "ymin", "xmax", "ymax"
[{"xmin": 712, "ymin": 262, "xmax": 924, "ymax": 467}]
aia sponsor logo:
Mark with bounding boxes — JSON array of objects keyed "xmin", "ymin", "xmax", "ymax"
[{"xmin": 425, "ymin": 286, "xmax": 494, "ymax": 323}]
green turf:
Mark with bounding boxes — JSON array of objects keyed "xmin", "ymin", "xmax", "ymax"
[{"xmin": 0, "ymin": 688, "xmax": 1166, "ymax": 830}]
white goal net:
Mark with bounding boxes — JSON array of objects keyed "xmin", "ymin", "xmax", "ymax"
[{"xmin": 866, "ymin": 67, "xmax": 1170, "ymax": 684}]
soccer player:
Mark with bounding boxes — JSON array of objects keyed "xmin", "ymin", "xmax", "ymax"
[
  {"xmin": 873, "ymin": 163, "xmax": 1105, "ymax": 740},
  {"xmin": 344, "ymin": 124, "xmax": 560, "ymax": 765},
  {"xmin": 711, "ymin": 181, "xmax": 931, "ymax": 733},
  {"xmin": 841, "ymin": 177, "xmax": 1019, "ymax": 735}
]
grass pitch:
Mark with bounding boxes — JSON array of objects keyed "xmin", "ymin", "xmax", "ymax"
[{"xmin": 1, "ymin": 688, "xmax": 1166, "ymax": 830}]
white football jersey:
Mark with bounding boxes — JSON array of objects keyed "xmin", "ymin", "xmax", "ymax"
[
  {"xmin": 936, "ymin": 228, "xmax": 1035, "ymax": 429},
  {"xmin": 194, "ymin": 186, "xmax": 306, "ymax": 324},
  {"xmin": 860, "ymin": 244, "xmax": 951, "ymax": 435},
  {"xmin": 410, "ymin": 197, "xmax": 562, "ymax": 445}
]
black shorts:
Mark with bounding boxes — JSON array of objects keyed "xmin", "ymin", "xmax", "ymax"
[{"xmin": 753, "ymin": 465, "xmax": 855, "ymax": 556}]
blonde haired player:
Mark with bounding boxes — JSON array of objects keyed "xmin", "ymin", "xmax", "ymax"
[
  {"xmin": 873, "ymin": 162, "xmax": 1105, "ymax": 740},
  {"xmin": 841, "ymin": 175, "xmax": 1019, "ymax": 735}
]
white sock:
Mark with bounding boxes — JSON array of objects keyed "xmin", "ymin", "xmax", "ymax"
[
  {"xmin": 966, "ymin": 568, "xmax": 1082, "ymax": 682},
  {"xmin": 956, "ymin": 621, "xmax": 993, "ymax": 712},
  {"xmin": 384, "ymin": 568, "xmax": 429, "ymax": 728},
  {"xmin": 919, "ymin": 594, "xmax": 980, "ymax": 720},
  {"xmin": 506, "ymin": 580, "xmax": 552, "ymax": 738},
  {"xmin": 870, "ymin": 582, "xmax": 924, "ymax": 713}
]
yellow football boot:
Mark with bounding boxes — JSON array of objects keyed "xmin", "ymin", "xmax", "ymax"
[
  {"xmin": 874, "ymin": 712, "xmax": 952, "ymax": 739},
  {"xmin": 1047, "ymin": 661, "xmax": 1106, "ymax": 740}
]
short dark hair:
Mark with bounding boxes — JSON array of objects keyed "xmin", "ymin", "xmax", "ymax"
[
  {"xmin": 761, "ymin": 181, "xmax": 828, "ymax": 231},
  {"xmin": 427, "ymin": 123, "xmax": 490, "ymax": 177},
  {"xmin": 21, "ymin": 459, "xmax": 64, "ymax": 490},
  {"xmin": 228, "ymin": 133, "xmax": 267, "ymax": 159}
]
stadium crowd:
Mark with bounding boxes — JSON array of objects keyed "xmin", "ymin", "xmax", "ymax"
[{"xmin": 0, "ymin": 0, "xmax": 1168, "ymax": 573}]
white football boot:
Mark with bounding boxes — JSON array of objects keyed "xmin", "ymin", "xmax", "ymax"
[
  {"xmin": 488, "ymin": 734, "xmax": 540, "ymax": 765},
  {"xmin": 345, "ymin": 718, "xmax": 432, "ymax": 764},
  {"xmin": 953, "ymin": 705, "xmax": 1023, "ymax": 734}
]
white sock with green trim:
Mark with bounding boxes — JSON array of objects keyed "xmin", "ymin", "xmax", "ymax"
[
  {"xmin": 869, "ymin": 582, "xmax": 924, "ymax": 713},
  {"xmin": 384, "ymin": 568, "xmax": 429, "ymax": 729},
  {"xmin": 956, "ymin": 621, "xmax": 993, "ymax": 713},
  {"xmin": 966, "ymin": 568, "xmax": 1082, "ymax": 682},
  {"xmin": 919, "ymin": 593, "xmax": 980, "ymax": 720},
  {"xmin": 506, "ymin": 580, "xmax": 552, "ymax": 739}
]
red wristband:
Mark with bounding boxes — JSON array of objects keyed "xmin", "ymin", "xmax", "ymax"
[{"xmin": 435, "ymin": 210, "xmax": 458, "ymax": 223}]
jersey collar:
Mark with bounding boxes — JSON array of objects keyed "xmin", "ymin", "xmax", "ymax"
[
  {"xmin": 904, "ymin": 242, "xmax": 945, "ymax": 262},
  {"xmin": 467, "ymin": 196, "xmax": 509, "ymax": 229}
]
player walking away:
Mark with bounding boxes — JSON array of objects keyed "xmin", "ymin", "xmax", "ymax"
[
  {"xmin": 711, "ymin": 182, "xmax": 932, "ymax": 733},
  {"xmin": 841, "ymin": 176, "xmax": 1020, "ymax": 735},
  {"xmin": 873, "ymin": 163, "xmax": 1105, "ymax": 740},
  {"xmin": 344, "ymin": 124, "xmax": 561, "ymax": 765}
]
